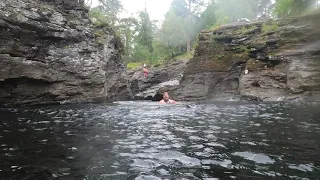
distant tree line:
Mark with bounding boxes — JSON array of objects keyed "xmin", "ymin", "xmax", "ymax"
[{"xmin": 86, "ymin": 0, "xmax": 320, "ymax": 65}]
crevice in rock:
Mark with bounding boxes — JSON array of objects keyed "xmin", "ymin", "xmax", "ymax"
[
  {"xmin": 0, "ymin": 77, "xmax": 54, "ymax": 87},
  {"xmin": 0, "ymin": 52, "xmax": 23, "ymax": 58},
  {"xmin": 151, "ymin": 93, "xmax": 163, "ymax": 101},
  {"xmin": 0, "ymin": 77, "xmax": 58, "ymax": 105},
  {"xmin": 251, "ymin": 81, "xmax": 261, "ymax": 87}
]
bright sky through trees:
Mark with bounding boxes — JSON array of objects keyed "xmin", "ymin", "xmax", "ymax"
[{"xmin": 89, "ymin": 0, "xmax": 173, "ymax": 21}]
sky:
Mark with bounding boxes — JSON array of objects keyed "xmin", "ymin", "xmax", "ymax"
[{"xmin": 89, "ymin": 0, "xmax": 173, "ymax": 21}]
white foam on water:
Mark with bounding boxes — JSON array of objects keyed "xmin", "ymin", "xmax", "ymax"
[{"xmin": 233, "ymin": 151, "xmax": 275, "ymax": 164}]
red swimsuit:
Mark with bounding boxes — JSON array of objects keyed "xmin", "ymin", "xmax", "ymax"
[{"xmin": 143, "ymin": 68, "xmax": 148, "ymax": 77}]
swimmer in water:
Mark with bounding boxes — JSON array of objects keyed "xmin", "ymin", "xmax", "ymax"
[{"xmin": 159, "ymin": 92, "xmax": 177, "ymax": 104}]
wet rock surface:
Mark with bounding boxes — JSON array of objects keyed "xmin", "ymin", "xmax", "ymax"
[
  {"xmin": 0, "ymin": 0, "xmax": 126, "ymax": 105},
  {"xmin": 129, "ymin": 60, "xmax": 186, "ymax": 101},
  {"xmin": 173, "ymin": 14, "xmax": 320, "ymax": 101}
]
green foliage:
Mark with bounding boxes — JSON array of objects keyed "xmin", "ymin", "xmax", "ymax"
[
  {"xmin": 247, "ymin": 59, "xmax": 267, "ymax": 71},
  {"xmin": 235, "ymin": 25, "xmax": 257, "ymax": 35},
  {"xmin": 89, "ymin": 6, "xmax": 108, "ymax": 25},
  {"xmin": 261, "ymin": 20, "xmax": 279, "ymax": 33},
  {"xmin": 131, "ymin": 44, "xmax": 152, "ymax": 63},
  {"xmin": 157, "ymin": 0, "xmax": 206, "ymax": 56},
  {"xmin": 94, "ymin": 0, "xmax": 122, "ymax": 26},
  {"xmin": 92, "ymin": 27, "xmax": 110, "ymax": 46},
  {"xmin": 171, "ymin": 0, "xmax": 189, "ymax": 17},
  {"xmin": 217, "ymin": 54, "xmax": 225, "ymax": 60},
  {"xmin": 88, "ymin": 0, "xmax": 277, "ymax": 67},
  {"xmin": 90, "ymin": 0, "xmax": 319, "ymax": 68},
  {"xmin": 232, "ymin": 45, "xmax": 249, "ymax": 53},
  {"xmin": 116, "ymin": 17, "xmax": 138, "ymax": 56},
  {"xmin": 273, "ymin": 0, "xmax": 319, "ymax": 18},
  {"xmin": 152, "ymin": 41, "xmax": 174, "ymax": 62},
  {"xmin": 88, "ymin": 0, "xmax": 122, "ymax": 26},
  {"xmin": 127, "ymin": 62, "xmax": 143, "ymax": 70},
  {"xmin": 193, "ymin": 38, "xmax": 199, "ymax": 50},
  {"xmin": 93, "ymin": 29, "xmax": 104, "ymax": 37},
  {"xmin": 88, "ymin": 5, "xmax": 138, "ymax": 62},
  {"xmin": 211, "ymin": 14, "xmax": 230, "ymax": 29},
  {"xmin": 174, "ymin": 52, "xmax": 193, "ymax": 60},
  {"xmin": 199, "ymin": 1, "xmax": 217, "ymax": 30},
  {"xmin": 272, "ymin": 0, "xmax": 294, "ymax": 18},
  {"xmin": 136, "ymin": 8, "xmax": 155, "ymax": 54},
  {"xmin": 158, "ymin": 9, "xmax": 187, "ymax": 47},
  {"xmin": 214, "ymin": 0, "xmax": 256, "ymax": 22},
  {"xmin": 253, "ymin": 0, "xmax": 273, "ymax": 17},
  {"xmin": 206, "ymin": 0, "xmax": 268, "ymax": 30},
  {"xmin": 237, "ymin": 26, "xmax": 250, "ymax": 34},
  {"xmin": 152, "ymin": 62, "xmax": 163, "ymax": 67}
]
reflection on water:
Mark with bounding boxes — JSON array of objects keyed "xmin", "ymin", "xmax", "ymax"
[{"xmin": 0, "ymin": 101, "xmax": 320, "ymax": 179}]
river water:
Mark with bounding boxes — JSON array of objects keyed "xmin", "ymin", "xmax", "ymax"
[{"xmin": 0, "ymin": 101, "xmax": 319, "ymax": 179}]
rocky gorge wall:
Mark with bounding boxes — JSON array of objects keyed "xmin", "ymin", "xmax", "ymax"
[
  {"xmin": 169, "ymin": 14, "xmax": 320, "ymax": 102},
  {"xmin": 128, "ymin": 60, "xmax": 187, "ymax": 101},
  {"xmin": 0, "ymin": 0, "xmax": 127, "ymax": 105}
]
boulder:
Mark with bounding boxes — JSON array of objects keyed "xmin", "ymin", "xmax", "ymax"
[
  {"xmin": 172, "ymin": 13, "xmax": 320, "ymax": 102},
  {"xmin": 0, "ymin": 0, "xmax": 127, "ymax": 105},
  {"xmin": 129, "ymin": 60, "xmax": 186, "ymax": 100},
  {"xmin": 135, "ymin": 80, "xmax": 180, "ymax": 100}
]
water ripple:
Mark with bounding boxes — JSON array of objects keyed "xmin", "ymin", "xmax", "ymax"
[{"xmin": 0, "ymin": 102, "xmax": 319, "ymax": 179}]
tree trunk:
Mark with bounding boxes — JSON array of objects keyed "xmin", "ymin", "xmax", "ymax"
[
  {"xmin": 187, "ymin": 34, "xmax": 191, "ymax": 52},
  {"xmin": 187, "ymin": 0, "xmax": 192, "ymax": 52},
  {"xmin": 125, "ymin": 29, "xmax": 130, "ymax": 55}
]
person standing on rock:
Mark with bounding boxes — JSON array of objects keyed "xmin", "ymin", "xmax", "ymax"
[
  {"xmin": 143, "ymin": 64, "xmax": 149, "ymax": 77},
  {"xmin": 159, "ymin": 92, "xmax": 177, "ymax": 104}
]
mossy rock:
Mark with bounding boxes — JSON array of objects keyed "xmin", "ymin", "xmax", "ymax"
[
  {"xmin": 127, "ymin": 62, "xmax": 143, "ymax": 70},
  {"xmin": 231, "ymin": 45, "xmax": 249, "ymax": 53},
  {"xmin": 234, "ymin": 25, "xmax": 260, "ymax": 35},
  {"xmin": 186, "ymin": 53, "xmax": 248, "ymax": 74},
  {"xmin": 261, "ymin": 20, "xmax": 279, "ymax": 34},
  {"xmin": 198, "ymin": 33, "xmax": 212, "ymax": 41},
  {"xmin": 246, "ymin": 59, "xmax": 268, "ymax": 71},
  {"xmin": 212, "ymin": 35, "xmax": 234, "ymax": 44},
  {"xmin": 93, "ymin": 28, "xmax": 109, "ymax": 47}
]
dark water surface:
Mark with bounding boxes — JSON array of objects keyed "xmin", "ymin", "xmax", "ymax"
[{"xmin": 0, "ymin": 101, "xmax": 319, "ymax": 180}]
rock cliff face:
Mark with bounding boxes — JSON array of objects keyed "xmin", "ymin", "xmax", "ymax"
[
  {"xmin": 0, "ymin": 0, "xmax": 126, "ymax": 105},
  {"xmin": 129, "ymin": 60, "xmax": 186, "ymax": 101},
  {"xmin": 172, "ymin": 14, "xmax": 320, "ymax": 102}
]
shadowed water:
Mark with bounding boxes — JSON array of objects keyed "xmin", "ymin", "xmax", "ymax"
[{"xmin": 0, "ymin": 101, "xmax": 319, "ymax": 179}]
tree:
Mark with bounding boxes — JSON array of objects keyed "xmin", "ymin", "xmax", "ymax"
[
  {"xmin": 214, "ymin": 0, "xmax": 256, "ymax": 22},
  {"xmin": 152, "ymin": 40, "xmax": 175, "ymax": 63},
  {"xmin": 272, "ymin": 0, "xmax": 293, "ymax": 18},
  {"xmin": 89, "ymin": 6, "xmax": 109, "ymax": 24},
  {"xmin": 116, "ymin": 17, "xmax": 138, "ymax": 56},
  {"xmin": 273, "ymin": 0, "xmax": 319, "ymax": 18},
  {"xmin": 171, "ymin": 0, "xmax": 189, "ymax": 17},
  {"xmin": 199, "ymin": 1, "xmax": 217, "ymax": 30},
  {"xmin": 131, "ymin": 43, "xmax": 151, "ymax": 62},
  {"xmin": 128, "ymin": 8, "xmax": 158, "ymax": 63},
  {"xmin": 86, "ymin": 0, "xmax": 122, "ymax": 26},
  {"xmin": 186, "ymin": 0, "xmax": 206, "ymax": 52},
  {"xmin": 159, "ymin": 0, "xmax": 206, "ymax": 53},
  {"xmin": 136, "ymin": 8, "xmax": 155, "ymax": 54},
  {"xmin": 254, "ymin": 0, "xmax": 273, "ymax": 17},
  {"xmin": 158, "ymin": 8, "xmax": 187, "ymax": 51}
]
